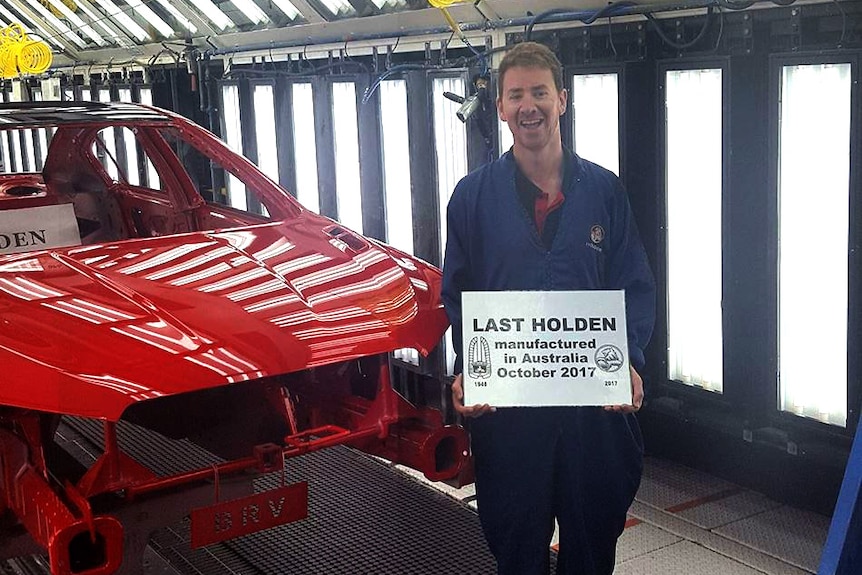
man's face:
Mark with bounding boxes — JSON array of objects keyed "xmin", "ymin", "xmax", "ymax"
[{"xmin": 497, "ymin": 65, "xmax": 567, "ymax": 154}]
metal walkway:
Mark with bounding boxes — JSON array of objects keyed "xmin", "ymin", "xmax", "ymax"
[{"xmin": 6, "ymin": 418, "xmax": 521, "ymax": 575}]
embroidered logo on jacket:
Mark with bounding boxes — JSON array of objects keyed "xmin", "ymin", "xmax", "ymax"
[{"xmin": 587, "ymin": 224, "xmax": 605, "ymax": 253}]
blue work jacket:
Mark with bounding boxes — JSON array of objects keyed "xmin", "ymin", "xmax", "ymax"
[{"xmin": 442, "ymin": 150, "xmax": 656, "ymax": 374}]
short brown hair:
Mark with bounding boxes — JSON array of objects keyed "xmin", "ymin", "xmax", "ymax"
[{"xmin": 497, "ymin": 42, "xmax": 564, "ymax": 97}]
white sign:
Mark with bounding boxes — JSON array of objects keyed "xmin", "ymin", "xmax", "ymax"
[
  {"xmin": 0, "ymin": 204, "xmax": 81, "ymax": 255},
  {"xmin": 462, "ymin": 290, "xmax": 631, "ymax": 407}
]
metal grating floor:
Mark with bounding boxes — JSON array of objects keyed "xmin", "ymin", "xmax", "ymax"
[
  {"xmin": 43, "ymin": 417, "xmax": 542, "ymax": 575},
  {"xmin": 4, "ymin": 416, "xmax": 833, "ymax": 574}
]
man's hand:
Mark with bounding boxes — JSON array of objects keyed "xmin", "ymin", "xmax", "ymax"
[
  {"xmin": 451, "ymin": 374, "xmax": 495, "ymax": 418},
  {"xmin": 604, "ymin": 365, "xmax": 644, "ymax": 413}
]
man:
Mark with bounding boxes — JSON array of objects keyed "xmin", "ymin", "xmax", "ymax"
[{"xmin": 441, "ymin": 42, "xmax": 656, "ymax": 575}]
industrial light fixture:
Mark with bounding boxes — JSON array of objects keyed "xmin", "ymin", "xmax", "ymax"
[
  {"xmin": 92, "ymin": 0, "xmax": 152, "ymax": 41},
  {"xmin": 269, "ymin": 0, "xmax": 300, "ymax": 19},
  {"xmin": 43, "ymin": 0, "xmax": 106, "ymax": 45},
  {"xmin": 443, "ymin": 91, "xmax": 480, "ymax": 123},
  {"xmin": 74, "ymin": 2, "xmax": 128, "ymax": 46},
  {"xmin": 442, "ymin": 75, "xmax": 490, "ymax": 123},
  {"xmin": 319, "ymin": 0, "xmax": 354, "ymax": 16},
  {"xmin": 153, "ymin": 0, "xmax": 199, "ymax": 33},
  {"xmin": 98, "ymin": 87, "xmax": 120, "ymax": 181},
  {"xmin": 230, "ymin": 0, "xmax": 270, "ymax": 25},
  {"xmin": 20, "ymin": 0, "xmax": 87, "ymax": 48},
  {"xmin": 187, "ymin": 0, "xmax": 235, "ymax": 31},
  {"xmin": 117, "ymin": 86, "xmax": 141, "ymax": 186},
  {"xmin": 369, "ymin": 0, "xmax": 405, "ymax": 7},
  {"xmin": 126, "ymin": 0, "xmax": 175, "ymax": 38},
  {"xmin": 0, "ymin": 7, "xmax": 62, "ymax": 49}
]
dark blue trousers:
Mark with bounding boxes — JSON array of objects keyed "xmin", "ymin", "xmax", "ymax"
[{"xmin": 470, "ymin": 407, "xmax": 643, "ymax": 575}]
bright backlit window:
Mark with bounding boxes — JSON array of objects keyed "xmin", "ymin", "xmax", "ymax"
[
  {"xmin": 118, "ymin": 87, "xmax": 140, "ymax": 185},
  {"xmin": 499, "ymin": 116, "xmax": 514, "ymax": 154},
  {"xmin": 31, "ymin": 89, "xmax": 48, "ymax": 171},
  {"xmin": 252, "ymin": 83, "xmax": 279, "ymax": 182},
  {"xmin": 572, "ymin": 73, "xmax": 619, "ymax": 176},
  {"xmin": 778, "ymin": 63, "xmax": 851, "ymax": 427},
  {"xmin": 98, "ymin": 88, "xmax": 119, "ymax": 181},
  {"xmin": 139, "ymin": 87, "xmax": 160, "ymax": 188},
  {"xmin": 379, "ymin": 79, "xmax": 413, "ymax": 254},
  {"xmin": 220, "ymin": 83, "xmax": 247, "ymax": 211},
  {"xmin": 665, "ymin": 68, "xmax": 724, "ymax": 393},
  {"xmin": 332, "ymin": 82, "xmax": 363, "ymax": 233},
  {"xmin": 6, "ymin": 89, "xmax": 24, "ymax": 173},
  {"xmin": 434, "ymin": 76, "xmax": 469, "ymax": 375},
  {"xmin": 291, "ymin": 83, "xmax": 320, "ymax": 213}
]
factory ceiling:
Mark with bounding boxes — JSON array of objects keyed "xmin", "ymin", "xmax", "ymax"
[
  {"xmin": 0, "ymin": 0, "xmax": 700, "ymax": 67},
  {"xmin": 0, "ymin": 0, "xmax": 838, "ymax": 68}
]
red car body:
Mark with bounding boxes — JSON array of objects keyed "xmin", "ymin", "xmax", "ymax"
[{"xmin": 0, "ymin": 101, "xmax": 466, "ymax": 575}]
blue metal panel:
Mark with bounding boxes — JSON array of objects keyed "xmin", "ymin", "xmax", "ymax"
[{"xmin": 819, "ymin": 420, "xmax": 862, "ymax": 575}]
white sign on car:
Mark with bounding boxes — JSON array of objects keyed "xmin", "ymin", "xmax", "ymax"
[{"xmin": 0, "ymin": 204, "xmax": 81, "ymax": 255}]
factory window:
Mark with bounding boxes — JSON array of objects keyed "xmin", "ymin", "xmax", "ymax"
[
  {"xmin": 572, "ymin": 73, "xmax": 620, "ymax": 176},
  {"xmin": 331, "ymin": 81, "xmax": 363, "ymax": 233},
  {"xmin": 665, "ymin": 68, "xmax": 724, "ymax": 393},
  {"xmin": 252, "ymin": 83, "xmax": 279, "ymax": 183},
  {"xmin": 433, "ymin": 75, "xmax": 469, "ymax": 375},
  {"xmin": 778, "ymin": 62, "xmax": 851, "ymax": 427},
  {"xmin": 219, "ymin": 83, "xmax": 247, "ymax": 211},
  {"xmin": 96, "ymin": 127, "xmax": 156, "ymax": 190},
  {"xmin": 291, "ymin": 82, "xmax": 320, "ymax": 213},
  {"xmin": 30, "ymin": 88, "xmax": 50, "ymax": 172},
  {"xmin": 118, "ymin": 87, "xmax": 141, "ymax": 186},
  {"xmin": 379, "ymin": 79, "xmax": 413, "ymax": 255},
  {"xmin": 22, "ymin": 125, "xmax": 36, "ymax": 173},
  {"xmin": 139, "ymin": 87, "xmax": 160, "ymax": 189},
  {"xmin": 159, "ymin": 127, "xmax": 278, "ymax": 221},
  {"xmin": 3, "ymin": 90, "xmax": 25, "ymax": 174},
  {"xmin": 0, "ymin": 91, "xmax": 10, "ymax": 172},
  {"xmin": 98, "ymin": 87, "xmax": 120, "ymax": 182},
  {"xmin": 0, "ymin": 128, "xmax": 10, "ymax": 173},
  {"xmin": 498, "ymin": 116, "xmax": 513, "ymax": 156}
]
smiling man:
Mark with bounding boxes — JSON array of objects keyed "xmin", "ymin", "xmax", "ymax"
[{"xmin": 442, "ymin": 42, "xmax": 656, "ymax": 575}]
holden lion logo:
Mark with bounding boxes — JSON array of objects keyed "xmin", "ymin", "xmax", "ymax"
[
  {"xmin": 595, "ymin": 344, "xmax": 624, "ymax": 372},
  {"xmin": 467, "ymin": 336, "xmax": 491, "ymax": 379},
  {"xmin": 590, "ymin": 225, "xmax": 605, "ymax": 244}
]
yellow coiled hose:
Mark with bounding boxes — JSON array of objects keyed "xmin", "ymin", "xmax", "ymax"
[{"xmin": 0, "ymin": 24, "xmax": 53, "ymax": 78}]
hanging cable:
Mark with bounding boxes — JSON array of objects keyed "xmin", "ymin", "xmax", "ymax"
[
  {"xmin": 716, "ymin": 0, "xmax": 755, "ymax": 9},
  {"xmin": 710, "ymin": 4, "xmax": 726, "ymax": 52},
  {"xmin": 832, "ymin": 0, "xmax": 847, "ymax": 47},
  {"xmin": 526, "ymin": 2, "xmax": 638, "ymax": 41},
  {"xmin": 361, "ymin": 63, "xmax": 435, "ymax": 104},
  {"xmin": 644, "ymin": 5, "xmax": 716, "ymax": 50},
  {"xmin": 428, "ymin": 0, "xmax": 487, "ymax": 73}
]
